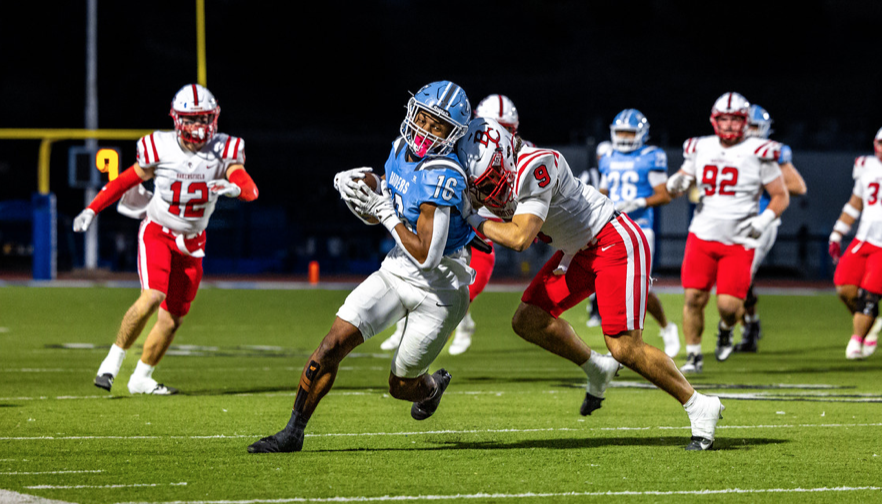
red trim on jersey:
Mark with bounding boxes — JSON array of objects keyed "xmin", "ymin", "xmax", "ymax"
[
  {"xmin": 140, "ymin": 137, "xmax": 150, "ymax": 164},
  {"xmin": 515, "ymin": 150, "xmax": 555, "ymax": 193},
  {"xmin": 754, "ymin": 140, "xmax": 773, "ymax": 155},
  {"xmin": 229, "ymin": 168, "xmax": 258, "ymax": 201},
  {"xmin": 191, "ymin": 84, "xmax": 199, "ymax": 106},
  {"xmin": 87, "ymin": 165, "xmax": 143, "ymax": 213},
  {"xmin": 232, "ymin": 137, "xmax": 241, "ymax": 159},
  {"xmin": 149, "ymin": 133, "xmax": 159, "ymax": 164},
  {"xmin": 222, "ymin": 137, "xmax": 232, "ymax": 158}
]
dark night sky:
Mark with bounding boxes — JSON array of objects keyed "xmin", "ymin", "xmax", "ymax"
[{"xmin": 2, "ymin": 0, "xmax": 881, "ymax": 255}]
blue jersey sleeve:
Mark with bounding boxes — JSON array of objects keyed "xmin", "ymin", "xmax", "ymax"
[
  {"xmin": 778, "ymin": 144, "xmax": 792, "ymax": 164},
  {"xmin": 598, "ymin": 154, "xmax": 610, "ymax": 175},
  {"xmin": 415, "ymin": 158, "xmax": 468, "ymax": 211},
  {"xmin": 650, "ymin": 147, "xmax": 668, "ymax": 171}
]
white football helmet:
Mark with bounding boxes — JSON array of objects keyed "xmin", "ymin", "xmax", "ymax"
[
  {"xmin": 170, "ymin": 84, "xmax": 220, "ymax": 145},
  {"xmin": 475, "ymin": 94, "xmax": 520, "ymax": 135},
  {"xmin": 456, "ymin": 118, "xmax": 517, "ymax": 218},
  {"xmin": 710, "ymin": 92, "xmax": 750, "ymax": 141}
]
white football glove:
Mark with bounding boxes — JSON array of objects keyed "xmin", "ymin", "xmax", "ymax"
[
  {"xmin": 615, "ymin": 198, "xmax": 647, "ymax": 214},
  {"xmin": 333, "ymin": 167, "xmax": 373, "ymax": 201},
  {"xmin": 665, "ymin": 172, "xmax": 694, "ymax": 194},
  {"xmin": 353, "ymin": 182, "xmax": 399, "ymax": 230},
  {"xmin": 208, "ymin": 179, "xmax": 241, "ymax": 198},
  {"xmin": 735, "ymin": 209, "xmax": 777, "ymax": 240},
  {"xmin": 73, "ymin": 209, "xmax": 95, "ymax": 233}
]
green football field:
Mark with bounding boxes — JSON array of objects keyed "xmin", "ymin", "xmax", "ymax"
[{"xmin": 0, "ymin": 286, "xmax": 880, "ymax": 504}]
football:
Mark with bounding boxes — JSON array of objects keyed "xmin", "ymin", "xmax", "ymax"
[{"xmin": 350, "ymin": 172, "xmax": 382, "ymax": 224}]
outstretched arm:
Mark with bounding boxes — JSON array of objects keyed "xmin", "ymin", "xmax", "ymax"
[
  {"xmin": 477, "ymin": 213, "xmax": 545, "ymax": 252},
  {"xmin": 73, "ymin": 164, "xmax": 153, "ymax": 232}
]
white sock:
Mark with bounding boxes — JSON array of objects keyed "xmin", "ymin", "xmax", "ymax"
[
  {"xmin": 581, "ymin": 350, "xmax": 610, "ymax": 397},
  {"xmin": 719, "ymin": 320, "xmax": 732, "ymax": 331},
  {"xmin": 97, "ymin": 344, "xmax": 126, "ymax": 377},
  {"xmin": 683, "ymin": 391, "xmax": 701, "ymax": 412},
  {"xmin": 131, "ymin": 360, "xmax": 155, "ymax": 381},
  {"xmin": 686, "ymin": 344, "xmax": 702, "ymax": 355},
  {"xmin": 744, "ymin": 314, "xmax": 759, "ymax": 323}
]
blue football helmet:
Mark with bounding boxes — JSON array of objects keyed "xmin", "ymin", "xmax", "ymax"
[
  {"xmin": 400, "ymin": 81, "xmax": 471, "ymax": 157},
  {"xmin": 610, "ymin": 109, "xmax": 649, "ymax": 152},
  {"xmin": 747, "ymin": 104, "xmax": 773, "ymax": 139}
]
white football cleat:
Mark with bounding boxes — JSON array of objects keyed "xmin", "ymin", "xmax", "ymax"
[
  {"xmin": 449, "ymin": 311, "xmax": 474, "ymax": 355},
  {"xmin": 127, "ymin": 377, "xmax": 178, "ymax": 395},
  {"xmin": 660, "ymin": 322, "xmax": 681, "ymax": 358},
  {"xmin": 685, "ymin": 394, "xmax": 724, "ymax": 451},
  {"xmin": 846, "ymin": 335, "xmax": 865, "ymax": 360},
  {"xmin": 380, "ymin": 321, "xmax": 405, "ymax": 351},
  {"xmin": 862, "ymin": 333, "xmax": 877, "ymax": 358}
]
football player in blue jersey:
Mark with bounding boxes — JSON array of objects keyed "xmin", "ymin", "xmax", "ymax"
[
  {"xmin": 248, "ymin": 81, "xmax": 475, "ymax": 453},
  {"xmin": 597, "ymin": 109, "xmax": 681, "ymax": 358},
  {"xmin": 733, "ymin": 105, "xmax": 807, "ymax": 352}
]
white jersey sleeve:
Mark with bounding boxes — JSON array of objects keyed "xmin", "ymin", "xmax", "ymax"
[
  {"xmin": 680, "ymin": 137, "xmax": 701, "ymax": 176},
  {"xmin": 136, "ymin": 131, "xmax": 164, "ymax": 169},
  {"xmin": 512, "ymin": 147, "xmax": 615, "ymax": 254}
]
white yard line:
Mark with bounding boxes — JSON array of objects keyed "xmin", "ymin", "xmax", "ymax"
[
  {"xmin": 112, "ymin": 486, "xmax": 882, "ymax": 504},
  {"xmin": 1, "ymin": 423, "xmax": 879, "ymax": 442},
  {"xmin": 26, "ymin": 482, "xmax": 186, "ymax": 490},
  {"xmin": 0, "ymin": 489, "xmax": 76, "ymax": 504},
  {"xmin": 0, "ymin": 470, "xmax": 102, "ymax": 475}
]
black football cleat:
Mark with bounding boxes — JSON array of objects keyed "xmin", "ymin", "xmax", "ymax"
[
  {"xmin": 684, "ymin": 435, "xmax": 714, "ymax": 451},
  {"xmin": 247, "ymin": 428, "xmax": 305, "ymax": 453},
  {"xmin": 714, "ymin": 323, "xmax": 734, "ymax": 361},
  {"xmin": 580, "ymin": 393, "xmax": 604, "ymax": 416},
  {"xmin": 411, "ymin": 369, "xmax": 451, "ymax": 420},
  {"xmin": 94, "ymin": 373, "xmax": 113, "ymax": 392}
]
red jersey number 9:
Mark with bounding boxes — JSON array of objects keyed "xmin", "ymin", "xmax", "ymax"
[{"xmin": 533, "ymin": 165, "xmax": 551, "ymax": 188}]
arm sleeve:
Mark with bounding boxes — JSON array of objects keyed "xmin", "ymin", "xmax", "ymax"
[
  {"xmin": 87, "ymin": 166, "xmax": 144, "ymax": 213},
  {"xmin": 229, "ymin": 168, "xmax": 259, "ymax": 201},
  {"xmin": 388, "ymin": 206, "xmax": 450, "ymax": 271}
]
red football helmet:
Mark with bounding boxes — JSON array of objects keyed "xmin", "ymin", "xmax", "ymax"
[
  {"xmin": 170, "ymin": 84, "xmax": 220, "ymax": 145},
  {"xmin": 709, "ymin": 92, "xmax": 750, "ymax": 141}
]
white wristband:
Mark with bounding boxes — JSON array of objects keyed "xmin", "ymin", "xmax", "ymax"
[
  {"xmin": 833, "ymin": 219, "xmax": 851, "ymax": 236},
  {"xmin": 843, "ymin": 203, "xmax": 861, "ymax": 219},
  {"xmin": 829, "ymin": 230, "xmax": 843, "ymax": 243}
]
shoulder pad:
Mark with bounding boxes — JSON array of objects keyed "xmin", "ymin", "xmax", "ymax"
[
  {"xmin": 416, "ymin": 156, "xmax": 467, "ymax": 180},
  {"xmin": 137, "ymin": 131, "xmax": 163, "ymax": 166},
  {"xmin": 682, "ymin": 137, "xmax": 701, "ymax": 155},
  {"xmin": 220, "ymin": 135, "xmax": 245, "ymax": 161},
  {"xmin": 393, "ymin": 137, "xmax": 407, "ymax": 158},
  {"xmin": 639, "ymin": 145, "xmax": 659, "ymax": 156},
  {"xmin": 752, "ymin": 139, "xmax": 782, "ymax": 161}
]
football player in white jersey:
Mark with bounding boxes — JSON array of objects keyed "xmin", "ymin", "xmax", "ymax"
[
  {"xmin": 73, "ymin": 84, "xmax": 259, "ymax": 395},
  {"xmin": 378, "ymin": 93, "xmax": 529, "ymax": 356},
  {"xmin": 459, "ymin": 118, "xmax": 725, "ymax": 451},
  {"xmin": 248, "ymin": 81, "xmax": 475, "ymax": 453},
  {"xmin": 828, "ymin": 127, "xmax": 882, "ymax": 359},
  {"xmin": 665, "ymin": 92, "xmax": 789, "ymax": 373},
  {"xmin": 733, "ymin": 105, "xmax": 808, "ymax": 352},
  {"xmin": 597, "ymin": 109, "xmax": 680, "ymax": 358}
]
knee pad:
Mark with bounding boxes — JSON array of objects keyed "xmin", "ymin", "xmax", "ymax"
[
  {"xmin": 857, "ymin": 289, "xmax": 880, "ymax": 317},
  {"xmin": 743, "ymin": 285, "xmax": 758, "ymax": 310}
]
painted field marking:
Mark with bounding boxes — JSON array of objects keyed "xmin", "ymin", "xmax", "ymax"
[
  {"xmin": 0, "ymin": 470, "xmax": 102, "ymax": 475},
  {"xmin": 112, "ymin": 486, "xmax": 882, "ymax": 504},
  {"xmin": 26, "ymin": 482, "xmax": 186, "ymax": 490},
  {"xmin": 1, "ymin": 422, "xmax": 880, "ymax": 442}
]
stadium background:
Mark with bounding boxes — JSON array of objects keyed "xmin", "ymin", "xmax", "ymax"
[{"xmin": 1, "ymin": 0, "xmax": 880, "ymax": 281}]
